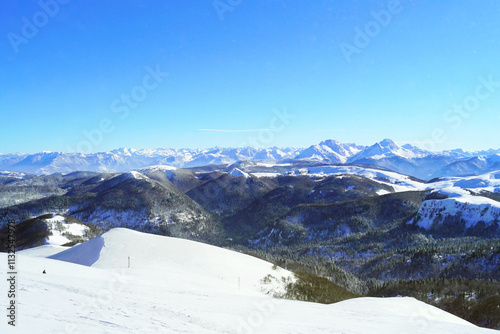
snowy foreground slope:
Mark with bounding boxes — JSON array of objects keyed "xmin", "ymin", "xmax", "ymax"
[{"xmin": 1, "ymin": 229, "xmax": 497, "ymax": 333}]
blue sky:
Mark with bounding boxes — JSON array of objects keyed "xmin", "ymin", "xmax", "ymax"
[{"xmin": 1, "ymin": 0, "xmax": 499, "ymax": 153}]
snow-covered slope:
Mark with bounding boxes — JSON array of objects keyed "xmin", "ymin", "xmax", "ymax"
[
  {"xmin": 0, "ymin": 214, "xmax": 96, "ymax": 251},
  {"xmin": 43, "ymin": 214, "xmax": 91, "ymax": 246},
  {"xmin": 291, "ymin": 166, "xmax": 500, "ymax": 197},
  {"xmin": 50, "ymin": 228, "xmax": 293, "ymax": 295},
  {"xmin": 1, "ymin": 228, "xmax": 495, "ymax": 333},
  {"xmin": 429, "ymin": 171, "xmax": 500, "ymax": 194},
  {"xmin": 0, "ymin": 170, "xmax": 26, "ymax": 178},
  {"xmin": 402, "ymin": 172, "xmax": 500, "ymax": 234},
  {"xmin": 411, "ymin": 196, "xmax": 500, "ymax": 232},
  {"xmin": 136, "ymin": 164, "xmax": 178, "ymax": 178},
  {"xmin": 292, "ymin": 165, "xmax": 428, "ymax": 192},
  {"xmin": 227, "ymin": 167, "xmax": 251, "ymax": 178}
]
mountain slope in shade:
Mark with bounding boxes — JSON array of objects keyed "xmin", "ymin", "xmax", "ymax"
[
  {"xmin": 0, "ymin": 169, "xmax": 224, "ymax": 243},
  {"xmin": 249, "ymin": 191, "xmax": 427, "ymax": 247},
  {"xmin": 135, "ymin": 165, "xmax": 203, "ymax": 193},
  {"xmin": 0, "ymin": 228, "xmax": 494, "ymax": 334},
  {"xmin": 222, "ymin": 173, "xmax": 397, "ymax": 243},
  {"xmin": 71, "ymin": 171, "xmax": 224, "ymax": 243},
  {"xmin": 0, "ymin": 213, "xmax": 99, "ymax": 251},
  {"xmin": 186, "ymin": 169, "xmax": 277, "ymax": 218},
  {"xmin": 431, "ymin": 155, "xmax": 500, "ymax": 178}
]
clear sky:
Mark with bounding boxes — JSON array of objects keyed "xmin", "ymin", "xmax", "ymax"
[{"xmin": 1, "ymin": 0, "xmax": 499, "ymax": 153}]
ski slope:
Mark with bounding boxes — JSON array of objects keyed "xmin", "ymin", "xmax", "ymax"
[{"xmin": 1, "ymin": 229, "xmax": 497, "ymax": 333}]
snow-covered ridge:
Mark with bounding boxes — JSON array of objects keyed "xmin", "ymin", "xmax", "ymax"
[
  {"xmin": 0, "ymin": 170, "xmax": 26, "ymax": 178},
  {"xmin": 283, "ymin": 167, "xmax": 500, "ymax": 232},
  {"xmin": 135, "ymin": 165, "xmax": 179, "ymax": 181},
  {"xmin": 228, "ymin": 168, "xmax": 250, "ymax": 178},
  {"xmin": 289, "ymin": 165, "xmax": 427, "ymax": 192},
  {"xmin": 125, "ymin": 171, "xmax": 148, "ymax": 180},
  {"xmin": 136, "ymin": 165, "xmax": 178, "ymax": 172},
  {"xmin": 50, "ymin": 228, "xmax": 294, "ymax": 296},
  {"xmin": 1, "ymin": 139, "xmax": 499, "ymax": 178},
  {"xmin": 412, "ymin": 196, "xmax": 500, "ymax": 231},
  {"xmin": 430, "ymin": 171, "xmax": 500, "ymax": 194},
  {"xmin": 0, "ymin": 147, "xmax": 301, "ymax": 175},
  {"xmin": 1, "ymin": 228, "xmax": 493, "ymax": 333},
  {"xmin": 291, "ymin": 167, "xmax": 500, "ymax": 198}
]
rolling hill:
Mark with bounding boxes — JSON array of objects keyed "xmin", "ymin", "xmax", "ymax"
[{"xmin": 1, "ymin": 228, "xmax": 495, "ymax": 333}]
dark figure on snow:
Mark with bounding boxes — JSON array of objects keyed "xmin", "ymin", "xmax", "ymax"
[{"xmin": 42, "ymin": 270, "xmax": 46, "ymax": 274}]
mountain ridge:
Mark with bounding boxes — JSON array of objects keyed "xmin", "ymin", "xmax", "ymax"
[{"xmin": 2, "ymin": 139, "xmax": 499, "ymax": 179}]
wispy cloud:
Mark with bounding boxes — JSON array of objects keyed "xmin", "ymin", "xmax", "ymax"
[
  {"xmin": 316, "ymin": 128, "xmax": 346, "ymax": 132},
  {"xmin": 197, "ymin": 129, "xmax": 268, "ymax": 133},
  {"xmin": 404, "ymin": 141, "xmax": 465, "ymax": 145}
]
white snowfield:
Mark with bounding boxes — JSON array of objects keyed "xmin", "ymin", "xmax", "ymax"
[
  {"xmin": 44, "ymin": 214, "xmax": 90, "ymax": 246},
  {"xmin": 1, "ymin": 228, "xmax": 497, "ymax": 333},
  {"xmin": 431, "ymin": 171, "xmax": 500, "ymax": 194}
]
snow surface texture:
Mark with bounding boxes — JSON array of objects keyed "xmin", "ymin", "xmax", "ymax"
[{"xmin": 1, "ymin": 228, "xmax": 496, "ymax": 333}]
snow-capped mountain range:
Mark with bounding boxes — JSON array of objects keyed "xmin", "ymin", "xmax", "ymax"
[{"xmin": 1, "ymin": 139, "xmax": 499, "ymax": 179}]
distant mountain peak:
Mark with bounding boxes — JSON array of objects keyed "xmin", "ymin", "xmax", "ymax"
[
  {"xmin": 378, "ymin": 138, "xmax": 398, "ymax": 148},
  {"xmin": 0, "ymin": 139, "xmax": 499, "ymax": 180}
]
